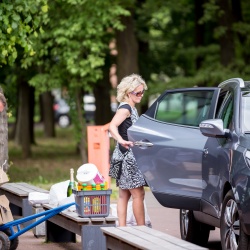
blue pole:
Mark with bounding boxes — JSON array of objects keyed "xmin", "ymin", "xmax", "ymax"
[{"xmin": 0, "ymin": 202, "xmax": 75, "ymax": 240}]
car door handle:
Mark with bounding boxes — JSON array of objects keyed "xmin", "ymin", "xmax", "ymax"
[{"xmin": 134, "ymin": 141, "xmax": 154, "ymax": 147}]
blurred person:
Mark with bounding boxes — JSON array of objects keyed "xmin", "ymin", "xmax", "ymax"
[{"xmin": 109, "ymin": 73, "xmax": 148, "ymax": 226}]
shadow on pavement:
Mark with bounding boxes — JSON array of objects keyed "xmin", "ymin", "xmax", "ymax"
[{"xmin": 207, "ymin": 241, "xmax": 222, "ymax": 250}]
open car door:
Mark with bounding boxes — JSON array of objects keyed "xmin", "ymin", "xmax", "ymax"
[{"xmin": 128, "ymin": 87, "xmax": 220, "ymax": 211}]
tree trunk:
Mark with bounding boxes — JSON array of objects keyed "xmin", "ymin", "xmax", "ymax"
[
  {"xmin": 94, "ymin": 55, "xmax": 113, "ymax": 125},
  {"xmin": 29, "ymin": 86, "xmax": 35, "ymax": 144},
  {"xmin": 15, "ymin": 81, "xmax": 32, "ymax": 158},
  {"xmin": 42, "ymin": 91, "xmax": 55, "ymax": 137},
  {"xmin": 116, "ymin": 13, "xmax": 139, "ymax": 82},
  {"xmin": 0, "ymin": 89, "xmax": 9, "ymax": 172},
  {"xmin": 39, "ymin": 94, "xmax": 44, "ymax": 123},
  {"xmin": 217, "ymin": 0, "xmax": 235, "ymax": 66},
  {"xmin": 195, "ymin": 0, "xmax": 205, "ymax": 70},
  {"xmin": 75, "ymin": 88, "xmax": 88, "ymax": 163},
  {"xmin": 116, "ymin": 11, "xmax": 141, "ymax": 113}
]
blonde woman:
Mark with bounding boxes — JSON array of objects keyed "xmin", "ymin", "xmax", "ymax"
[{"xmin": 109, "ymin": 73, "xmax": 148, "ymax": 226}]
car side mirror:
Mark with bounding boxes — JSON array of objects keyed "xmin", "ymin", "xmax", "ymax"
[{"xmin": 199, "ymin": 119, "xmax": 229, "ymax": 138}]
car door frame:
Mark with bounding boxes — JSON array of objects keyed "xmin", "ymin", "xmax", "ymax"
[{"xmin": 200, "ymin": 80, "xmax": 242, "ymax": 218}]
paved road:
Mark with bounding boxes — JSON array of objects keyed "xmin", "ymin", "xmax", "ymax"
[
  {"xmin": 145, "ymin": 191, "xmax": 222, "ymax": 250},
  {"xmin": 17, "ymin": 190, "xmax": 222, "ymax": 250}
]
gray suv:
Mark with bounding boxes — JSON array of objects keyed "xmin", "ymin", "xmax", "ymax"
[{"xmin": 128, "ymin": 78, "xmax": 250, "ymax": 249}]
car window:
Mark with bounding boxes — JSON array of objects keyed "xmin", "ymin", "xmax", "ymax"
[
  {"xmin": 224, "ymin": 100, "xmax": 233, "ymax": 129},
  {"xmin": 155, "ymin": 90, "xmax": 214, "ymax": 126},
  {"xmin": 215, "ymin": 90, "xmax": 229, "ymax": 117},
  {"xmin": 242, "ymin": 91, "xmax": 250, "ymax": 132},
  {"xmin": 219, "ymin": 94, "xmax": 234, "ymax": 129}
]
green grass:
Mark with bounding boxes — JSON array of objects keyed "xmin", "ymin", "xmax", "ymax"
[{"xmin": 8, "ymin": 126, "xmax": 118, "ymax": 201}]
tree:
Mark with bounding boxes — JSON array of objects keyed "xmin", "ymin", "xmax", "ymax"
[
  {"xmin": 116, "ymin": 13, "xmax": 139, "ymax": 81},
  {"xmin": 25, "ymin": 0, "xmax": 129, "ymax": 162},
  {"xmin": 41, "ymin": 91, "xmax": 55, "ymax": 138},
  {"xmin": 136, "ymin": 0, "xmax": 250, "ymax": 91},
  {"xmin": 0, "ymin": 0, "xmax": 48, "ymax": 158},
  {"xmin": 0, "ymin": 0, "xmax": 48, "ymax": 66},
  {"xmin": 94, "ymin": 53, "xmax": 114, "ymax": 125}
]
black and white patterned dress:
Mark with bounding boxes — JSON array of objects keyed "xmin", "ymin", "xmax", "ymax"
[{"xmin": 110, "ymin": 102, "xmax": 146, "ymax": 189}]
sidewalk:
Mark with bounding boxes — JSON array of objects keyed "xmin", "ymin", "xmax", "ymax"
[{"xmin": 17, "ymin": 190, "xmax": 220, "ymax": 249}]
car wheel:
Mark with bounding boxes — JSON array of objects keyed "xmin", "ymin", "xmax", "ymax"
[
  {"xmin": 58, "ymin": 115, "xmax": 70, "ymax": 128},
  {"xmin": 180, "ymin": 209, "xmax": 210, "ymax": 246},
  {"xmin": 220, "ymin": 190, "xmax": 250, "ymax": 250}
]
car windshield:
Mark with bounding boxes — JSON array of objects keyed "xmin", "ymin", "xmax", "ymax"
[{"xmin": 242, "ymin": 91, "xmax": 250, "ymax": 133}]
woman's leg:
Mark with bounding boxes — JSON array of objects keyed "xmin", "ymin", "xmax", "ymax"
[
  {"xmin": 117, "ymin": 187, "xmax": 131, "ymax": 226},
  {"xmin": 130, "ymin": 186, "xmax": 145, "ymax": 225}
]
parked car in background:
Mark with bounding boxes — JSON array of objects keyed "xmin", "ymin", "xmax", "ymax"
[
  {"xmin": 53, "ymin": 95, "xmax": 96, "ymax": 128},
  {"xmin": 128, "ymin": 78, "xmax": 250, "ymax": 249},
  {"xmin": 54, "ymin": 95, "xmax": 118, "ymax": 128}
]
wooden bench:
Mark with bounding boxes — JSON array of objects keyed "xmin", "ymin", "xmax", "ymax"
[
  {"xmin": 43, "ymin": 203, "xmax": 117, "ymax": 250},
  {"xmin": 0, "ymin": 182, "xmax": 48, "ymax": 227},
  {"xmin": 101, "ymin": 225, "xmax": 209, "ymax": 250}
]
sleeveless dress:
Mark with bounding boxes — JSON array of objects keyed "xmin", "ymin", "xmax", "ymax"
[{"xmin": 109, "ymin": 102, "xmax": 146, "ymax": 189}]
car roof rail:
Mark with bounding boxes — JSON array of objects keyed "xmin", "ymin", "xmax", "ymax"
[{"xmin": 218, "ymin": 78, "xmax": 245, "ymax": 88}]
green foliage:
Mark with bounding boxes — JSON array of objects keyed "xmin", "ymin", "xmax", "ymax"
[
  {"xmin": 200, "ymin": 0, "xmax": 219, "ymax": 24},
  {"xmin": 8, "ymin": 125, "xmax": 118, "ymax": 200},
  {"xmin": 0, "ymin": 0, "xmax": 48, "ymax": 66},
  {"xmin": 8, "ymin": 126, "xmax": 82, "ymax": 188},
  {"xmin": 3, "ymin": 0, "xmax": 250, "ymax": 137},
  {"xmin": 26, "ymin": 0, "xmax": 129, "ymax": 92},
  {"xmin": 136, "ymin": 0, "xmax": 250, "ymax": 91}
]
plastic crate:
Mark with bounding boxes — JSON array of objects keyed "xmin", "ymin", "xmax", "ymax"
[{"xmin": 73, "ymin": 189, "xmax": 112, "ymax": 218}]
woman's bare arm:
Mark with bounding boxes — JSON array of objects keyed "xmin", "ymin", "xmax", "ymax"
[{"xmin": 109, "ymin": 108, "xmax": 134, "ymax": 149}]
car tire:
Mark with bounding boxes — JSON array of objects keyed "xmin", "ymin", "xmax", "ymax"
[
  {"xmin": 58, "ymin": 115, "xmax": 70, "ymax": 128},
  {"xmin": 180, "ymin": 209, "xmax": 210, "ymax": 246},
  {"xmin": 220, "ymin": 190, "xmax": 250, "ymax": 250}
]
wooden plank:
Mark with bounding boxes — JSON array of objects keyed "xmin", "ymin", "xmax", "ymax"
[
  {"xmin": 61, "ymin": 211, "xmax": 90, "ymax": 223},
  {"xmin": 43, "ymin": 204, "xmax": 112, "ymax": 224},
  {"xmin": 119, "ymin": 227, "xmax": 185, "ymax": 250},
  {"xmin": 17, "ymin": 182, "xmax": 48, "ymax": 193},
  {"xmin": 43, "ymin": 203, "xmax": 117, "ymax": 223},
  {"xmin": 43, "ymin": 204, "xmax": 90, "ymax": 223},
  {"xmin": 105, "ymin": 215, "xmax": 117, "ymax": 223},
  {"xmin": 0, "ymin": 182, "xmax": 48, "ymax": 196},
  {"xmin": 46, "ymin": 212, "xmax": 82, "ymax": 235},
  {"xmin": 15, "ymin": 182, "xmax": 47, "ymax": 194},
  {"xmin": 0, "ymin": 183, "xmax": 29, "ymax": 196},
  {"xmin": 90, "ymin": 217, "xmax": 105, "ymax": 222},
  {"xmin": 101, "ymin": 227, "xmax": 170, "ymax": 250},
  {"xmin": 43, "ymin": 204, "xmax": 57, "ymax": 209},
  {"xmin": 101, "ymin": 226, "xmax": 209, "ymax": 250},
  {"xmin": 0, "ymin": 191, "xmax": 23, "ymax": 207},
  {"xmin": 106, "ymin": 236, "xmax": 139, "ymax": 250},
  {"xmin": 135, "ymin": 226, "xmax": 208, "ymax": 250}
]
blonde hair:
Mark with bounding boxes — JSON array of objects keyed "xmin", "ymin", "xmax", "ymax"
[{"xmin": 116, "ymin": 74, "xmax": 147, "ymax": 103}]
